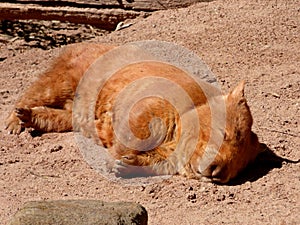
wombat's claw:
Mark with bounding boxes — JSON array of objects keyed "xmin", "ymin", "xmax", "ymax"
[
  {"xmin": 113, "ymin": 160, "xmax": 142, "ymax": 178},
  {"xmin": 5, "ymin": 112, "xmax": 23, "ymax": 134},
  {"xmin": 15, "ymin": 107, "xmax": 32, "ymax": 123},
  {"xmin": 113, "ymin": 160, "xmax": 129, "ymax": 176},
  {"xmin": 5, "ymin": 122, "xmax": 22, "ymax": 135}
]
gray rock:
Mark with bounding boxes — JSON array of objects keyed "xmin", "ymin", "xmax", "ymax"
[{"xmin": 9, "ymin": 200, "xmax": 147, "ymax": 225}]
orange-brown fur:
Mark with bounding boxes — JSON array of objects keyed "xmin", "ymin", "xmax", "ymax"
[
  {"xmin": 5, "ymin": 43, "xmax": 263, "ymax": 183},
  {"xmin": 5, "ymin": 43, "xmax": 115, "ymax": 134}
]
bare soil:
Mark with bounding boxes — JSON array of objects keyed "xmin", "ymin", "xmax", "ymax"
[{"xmin": 0, "ymin": 0, "xmax": 299, "ymax": 224}]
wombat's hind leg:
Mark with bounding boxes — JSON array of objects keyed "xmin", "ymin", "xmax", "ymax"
[{"xmin": 15, "ymin": 106, "xmax": 72, "ymax": 133}]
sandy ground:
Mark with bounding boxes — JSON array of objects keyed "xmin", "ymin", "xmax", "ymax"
[{"xmin": 0, "ymin": 0, "xmax": 299, "ymax": 224}]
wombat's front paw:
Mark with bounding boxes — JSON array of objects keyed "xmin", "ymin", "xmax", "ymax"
[
  {"xmin": 113, "ymin": 160, "xmax": 133, "ymax": 178},
  {"xmin": 5, "ymin": 112, "xmax": 23, "ymax": 134},
  {"xmin": 114, "ymin": 159, "xmax": 157, "ymax": 178}
]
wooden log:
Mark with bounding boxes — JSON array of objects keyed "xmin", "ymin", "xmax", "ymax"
[
  {"xmin": 0, "ymin": 3, "xmax": 142, "ymax": 30},
  {"xmin": 0, "ymin": 0, "xmax": 211, "ymax": 30},
  {"xmin": 2, "ymin": 0, "xmax": 211, "ymax": 11}
]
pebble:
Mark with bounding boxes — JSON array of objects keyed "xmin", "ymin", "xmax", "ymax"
[
  {"xmin": 216, "ymin": 194, "xmax": 226, "ymax": 201},
  {"xmin": 50, "ymin": 145, "xmax": 63, "ymax": 153},
  {"xmin": 244, "ymin": 181, "xmax": 252, "ymax": 190},
  {"xmin": 187, "ymin": 193, "xmax": 197, "ymax": 203}
]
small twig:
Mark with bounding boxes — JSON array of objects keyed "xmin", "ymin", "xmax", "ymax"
[
  {"xmin": 260, "ymin": 127, "xmax": 300, "ymax": 138},
  {"xmin": 155, "ymin": 0, "xmax": 168, "ymax": 10},
  {"xmin": 115, "ymin": 22, "xmax": 133, "ymax": 31},
  {"xmin": 264, "ymin": 92, "xmax": 280, "ymax": 98},
  {"xmin": 28, "ymin": 170, "xmax": 60, "ymax": 178}
]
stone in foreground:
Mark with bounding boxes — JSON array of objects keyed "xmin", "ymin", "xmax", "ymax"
[{"xmin": 9, "ymin": 200, "xmax": 147, "ymax": 225}]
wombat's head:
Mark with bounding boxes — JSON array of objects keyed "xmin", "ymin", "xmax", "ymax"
[{"xmin": 198, "ymin": 82, "xmax": 263, "ymax": 183}]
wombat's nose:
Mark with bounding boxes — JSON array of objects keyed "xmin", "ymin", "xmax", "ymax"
[{"xmin": 202, "ymin": 164, "xmax": 229, "ymax": 184}]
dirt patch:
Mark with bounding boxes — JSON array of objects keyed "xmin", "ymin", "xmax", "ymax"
[
  {"xmin": 0, "ymin": 20, "xmax": 108, "ymax": 50},
  {"xmin": 0, "ymin": 0, "xmax": 299, "ymax": 224}
]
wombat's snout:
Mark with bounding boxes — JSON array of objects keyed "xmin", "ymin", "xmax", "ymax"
[{"xmin": 201, "ymin": 163, "xmax": 230, "ymax": 184}]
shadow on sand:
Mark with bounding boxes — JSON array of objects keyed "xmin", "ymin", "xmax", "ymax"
[{"xmin": 228, "ymin": 143, "xmax": 300, "ymax": 186}]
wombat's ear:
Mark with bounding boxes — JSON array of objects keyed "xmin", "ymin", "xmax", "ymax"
[{"xmin": 230, "ymin": 81, "xmax": 245, "ymax": 99}]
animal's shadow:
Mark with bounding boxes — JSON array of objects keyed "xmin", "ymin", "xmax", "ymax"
[
  {"xmin": 27, "ymin": 130, "xmax": 300, "ymax": 185},
  {"xmin": 228, "ymin": 143, "xmax": 300, "ymax": 186}
]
